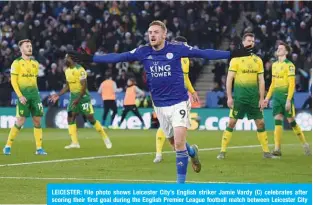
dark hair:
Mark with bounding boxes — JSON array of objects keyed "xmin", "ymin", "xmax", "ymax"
[
  {"xmin": 18, "ymin": 39, "xmax": 31, "ymax": 47},
  {"xmin": 104, "ymin": 73, "xmax": 111, "ymax": 79},
  {"xmin": 128, "ymin": 78, "xmax": 136, "ymax": 84},
  {"xmin": 279, "ymin": 42, "xmax": 292, "ymax": 54},
  {"xmin": 175, "ymin": 36, "xmax": 187, "ymax": 43},
  {"xmin": 242, "ymin": 33, "xmax": 255, "ymax": 41}
]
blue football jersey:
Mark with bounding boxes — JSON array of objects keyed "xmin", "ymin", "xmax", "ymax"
[
  {"xmin": 129, "ymin": 42, "xmax": 189, "ymax": 106},
  {"xmin": 93, "ymin": 41, "xmax": 231, "ymax": 107}
]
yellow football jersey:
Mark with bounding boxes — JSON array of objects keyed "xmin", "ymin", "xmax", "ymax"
[
  {"xmin": 65, "ymin": 64, "xmax": 88, "ymax": 95},
  {"xmin": 229, "ymin": 55, "xmax": 263, "ymax": 103},
  {"xmin": 10, "ymin": 57, "xmax": 39, "ymax": 96},
  {"xmin": 271, "ymin": 59, "xmax": 295, "ymax": 97}
]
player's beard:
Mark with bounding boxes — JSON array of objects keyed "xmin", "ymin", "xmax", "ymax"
[
  {"xmin": 151, "ymin": 39, "xmax": 162, "ymax": 50},
  {"xmin": 149, "ymin": 40, "xmax": 156, "ymax": 47}
]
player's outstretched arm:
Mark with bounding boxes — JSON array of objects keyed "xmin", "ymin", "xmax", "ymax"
[
  {"xmin": 67, "ymin": 50, "xmax": 139, "ymax": 64},
  {"xmin": 57, "ymin": 83, "xmax": 69, "ymax": 97},
  {"xmin": 180, "ymin": 44, "xmax": 253, "ymax": 60},
  {"xmin": 49, "ymin": 83, "xmax": 69, "ymax": 103}
]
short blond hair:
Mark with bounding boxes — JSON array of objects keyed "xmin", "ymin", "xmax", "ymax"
[
  {"xmin": 18, "ymin": 39, "xmax": 32, "ymax": 47},
  {"xmin": 149, "ymin": 20, "xmax": 167, "ymax": 32}
]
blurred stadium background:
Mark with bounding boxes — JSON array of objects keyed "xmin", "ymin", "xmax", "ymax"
[{"xmin": 0, "ymin": 1, "xmax": 311, "ymax": 130}]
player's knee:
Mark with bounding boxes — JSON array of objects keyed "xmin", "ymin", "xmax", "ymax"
[
  {"xmin": 67, "ymin": 117, "xmax": 75, "ymax": 124},
  {"xmin": 32, "ymin": 117, "xmax": 41, "ymax": 127},
  {"xmin": 228, "ymin": 119, "xmax": 236, "ymax": 129},
  {"xmin": 274, "ymin": 114, "xmax": 283, "ymax": 121},
  {"xmin": 174, "ymin": 136, "xmax": 185, "ymax": 150},
  {"xmin": 168, "ymin": 137, "xmax": 175, "ymax": 149},
  {"xmin": 286, "ymin": 117, "xmax": 294, "ymax": 123},
  {"xmin": 173, "ymin": 127, "xmax": 187, "ymax": 150},
  {"xmin": 33, "ymin": 121, "xmax": 41, "ymax": 127},
  {"xmin": 87, "ymin": 115, "xmax": 95, "ymax": 123},
  {"xmin": 16, "ymin": 117, "xmax": 26, "ymax": 127},
  {"xmin": 256, "ymin": 120, "xmax": 265, "ymax": 129}
]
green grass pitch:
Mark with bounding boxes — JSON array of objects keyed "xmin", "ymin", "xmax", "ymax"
[{"xmin": 0, "ymin": 129, "xmax": 311, "ymax": 204}]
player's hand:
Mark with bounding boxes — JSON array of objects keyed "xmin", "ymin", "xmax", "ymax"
[
  {"xmin": 72, "ymin": 98, "xmax": 80, "ymax": 108},
  {"xmin": 263, "ymin": 99, "xmax": 269, "ymax": 108},
  {"xmin": 285, "ymin": 100, "xmax": 291, "ymax": 112},
  {"xmin": 49, "ymin": 94, "xmax": 59, "ymax": 104},
  {"xmin": 259, "ymin": 99, "xmax": 264, "ymax": 111},
  {"xmin": 230, "ymin": 45, "xmax": 254, "ymax": 59},
  {"xmin": 19, "ymin": 96, "xmax": 27, "ymax": 105},
  {"xmin": 227, "ymin": 97, "xmax": 234, "ymax": 109},
  {"xmin": 191, "ymin": 92, "xmax": 200, "ymax": 103},
  {"xmin": 67, "ymin": 51, "xmax": 93, "ymax": 63}
]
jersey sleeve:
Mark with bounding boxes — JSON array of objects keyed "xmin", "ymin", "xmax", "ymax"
[
  {"xmin": 288, "ymin": 63, "xmax": 296, "ymax": 76},
  {"xmin": 258, "ymin": 58, "xmax": 264, "ymax": 74},
  {"xmin": 79, "ymin": 68, "xmax": 87, "ymax": 80},
  {"xmin": 93, "ymin": 47, "xmax": 141, "ymax": 63},
  {"xmin": 10, "ymin": 60, "xmax": 23, "ymax": 97},
  {"xmin": 98, "ymin": 82, "xmax": 103, "ymax": 93},
  {"xmin": 287, "ymin": 62, "xmax": 296, "ymax": 100},
  {"xmin": 135, "ymin": 86, "xmax": 145, "ymax": 96},
  {"xmin": 178, "ymin": 43, "xmax": 230, "ymax": 60},
  {"xmin": 10, "ymin": 60, "xmax": 20, "ymax": 75},
  {"xmin": 228, "ymin": 58, "xmax": 238, "ymax": 72}
]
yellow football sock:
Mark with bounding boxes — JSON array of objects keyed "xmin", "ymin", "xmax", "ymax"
[
  {"xmin": 6, "ymin": 124, "xmax": 21, "ymax": 147},
  {"xmin": 34, "ymin": 126, "xmax": 43, "ymax": 149},
  {"xmin": 93, "ymin": 120, "xmax": 108, "ymax": 139},
  {"xmin": 156, "ymin": 128, "xmax": 166, "ymax": 155},
  {"xmin": 68, "ymin": 123, "xmax": 78, "ymax": 144},
  {"xmin": 290, "ymin": 121, "xmax": 307, "ymax": 144},
  {"xmin": 274, "ymin": 120, "xmax": 283, "ymax": 150},
  {"xmin": 221, "ymin": 127, "xmax": 233, "ymax": 152},
  {"xmin": 257, "ymin": 129, "xmax": 270, "ymax": 152}
]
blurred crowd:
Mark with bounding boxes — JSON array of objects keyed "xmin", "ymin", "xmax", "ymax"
[
  {"xmin": 0, "ymin": 1, "xmax": 240, "ymax": 93},
  {"xmin": 214, "ymin": 1, "xmax": 312, "ymax": 94}
]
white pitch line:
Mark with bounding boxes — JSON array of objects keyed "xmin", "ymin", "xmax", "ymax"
[
  {"xmin": 0, "ymin": 176, "xmax": 248, "ymax": 184},
  {"xmin": 0, "ymin": 144, "xmax": 289, "ymax": 168}
]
